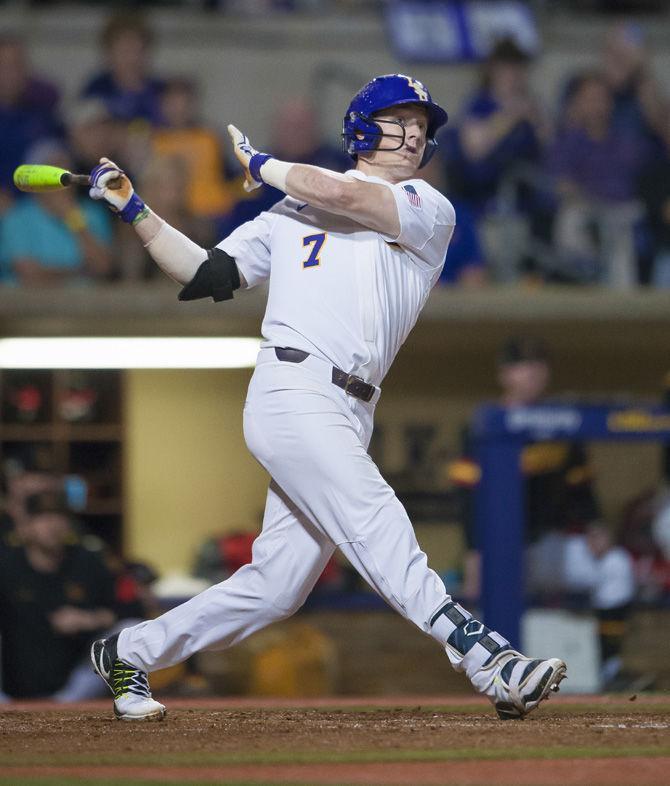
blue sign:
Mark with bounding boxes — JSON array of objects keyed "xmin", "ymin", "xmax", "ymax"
[{"xmin": 386, "ymin": 0, "xmax": 540, "ymax": 63}]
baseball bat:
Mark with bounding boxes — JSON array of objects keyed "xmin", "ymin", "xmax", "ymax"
[{"xmin": 13, "ymin": 165, "xmax": 121, "ymax": 193}]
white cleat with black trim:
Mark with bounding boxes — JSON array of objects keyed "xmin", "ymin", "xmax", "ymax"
[
  {"xmin": 489, "ymin": 652, "xmax": 567, "ymax": 720},
  {"xmin": 91, "ymin": 634, "xmax": 166, "ymax": 721}
]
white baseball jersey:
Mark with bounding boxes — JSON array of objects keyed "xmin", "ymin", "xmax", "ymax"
[
  {"xmin": 218, "ymin": 170, "xmax": 455, "ymax": 386},
  {"xmin": 119, "ymin": 167, "xmax": 528, "ymax": 710}
]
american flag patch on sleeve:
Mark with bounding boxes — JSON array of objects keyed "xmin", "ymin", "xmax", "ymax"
[{"xmin": 403, "ymin": 184, "xmax": 422, "ymax": 209}]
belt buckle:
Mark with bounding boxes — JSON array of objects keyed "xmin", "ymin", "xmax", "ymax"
[
  {"xmin": 344, "ymin": 374, "xmax": 363, "ymax": 395},
  {"xmin": 344, "ymin": 374, "xmax": 367, "ymax": 395}
]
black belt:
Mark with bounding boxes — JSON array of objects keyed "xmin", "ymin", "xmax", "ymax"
[{"xmin": 274, "ymin": 347, "xmax": 375, "ymax": 403}]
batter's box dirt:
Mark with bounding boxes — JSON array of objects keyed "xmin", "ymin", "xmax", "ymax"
[{"xmin": 1, "ymin": 696, "xmax": 668, "ymax": 785}]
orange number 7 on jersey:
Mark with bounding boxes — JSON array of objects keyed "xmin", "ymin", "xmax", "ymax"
[{"xmin": 302, "ymin": 232, "xmax": 327, "ymax": 268}]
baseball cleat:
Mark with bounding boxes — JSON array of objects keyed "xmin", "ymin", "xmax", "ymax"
[
  {"xmin": 91, "ymin": 634, "xmax": 166, "ymax": 721},
  {"xmin": 490, "ymin": 652, "xmax": 567, "ymax": 720}
]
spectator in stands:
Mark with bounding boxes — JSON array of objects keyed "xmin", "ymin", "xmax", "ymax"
[
  {"xmin": 0, "ymin": 33, "xmax": 62, "ymax": 210},
  {"xmin": 0, "ymin": 141, "xmax": 113, "ymax": 285},
  {"xmin": 67, "ymin": 98, "xmax": 129, "ymax": 180},
  {"xmin": 563, "ymin": 521, "xmax": 637, "ymax": 690},
  {"xmin": 437, "ymin": 38, "xmax": 551, "ymax": 281},
  {"xmin": 1, "ymin": 465, "xmax": 62, "ymax": 537},
  {"xmin": 548, "ymin": 70, "xmax": 648, "ymax": 287},
  {"xmin": 448, "ymin": 336, "xmax": 599, "ymax": 601},
  {"xmin": 441, "ymin": 38, "xmax": 548, "ymax": 219},
  {"xmin": 599, "ymin": 21, "xmax": 667, "ymax": 144},
  {"xmin": 80, "ymin": 12, "xmax": 165, "ymax": 126},
  {"xmin": 0, "ymin": 490, "xmax": 145, "ymax": 701},
  {"xmin": 216, "ymin": 96, "xmax": 349, "ymax": 237},
  {"xmin": 638, "ymin": 110, "xmax": 670, "ymax": 286},
  {"xmin": 152, "ymin": 77, "xmax": 238, "ymax": 221}
]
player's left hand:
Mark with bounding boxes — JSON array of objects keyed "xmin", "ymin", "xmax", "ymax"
[
  {"xmin": 89, "ymin": 157, "xmax": 134, "ymax": 210},
  {"xmin": 227, "ymin": 125, "xmax": 264, "ymax": 192},
  {"xmin": 89, "ymin": 157, "xmax": 147, "ymax": 224}
]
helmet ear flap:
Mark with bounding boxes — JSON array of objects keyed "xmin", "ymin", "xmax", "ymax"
[{"xmin": 419, "ymin": 137, "xmax": 438, "ymax": 169}]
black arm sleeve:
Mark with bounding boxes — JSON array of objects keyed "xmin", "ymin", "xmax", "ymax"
[{"xmin": 178, "ymin": 248, "xmax": 241, "ymax": 302}]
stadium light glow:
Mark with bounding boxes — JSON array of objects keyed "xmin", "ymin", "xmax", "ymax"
[{"xmin": 0, "ymin": 337, "xmax": 262, "ymax": 369}]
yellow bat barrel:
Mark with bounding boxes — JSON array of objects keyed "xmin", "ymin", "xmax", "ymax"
[{"xmin": 13, "ymin": 165, "xmax": 74, "ymax": 192}]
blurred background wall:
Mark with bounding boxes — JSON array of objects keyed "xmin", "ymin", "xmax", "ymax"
[{"xmin": 125, "ymin": 368, "xmax": 266, "ymax": 572}]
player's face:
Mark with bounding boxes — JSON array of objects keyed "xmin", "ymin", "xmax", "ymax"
[{"xmin": 365, "ymin": 105, "xmax": 429, "ymax": 177}]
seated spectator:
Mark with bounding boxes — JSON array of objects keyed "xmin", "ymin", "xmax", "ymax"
[
  {"xmin": 638, "ymin": 111, "xmax": 670, "ymax": 287},
  {"xmin": 152, "ymin": 77, "xmax": 238, "ymax": 219},
  {"xmin": 0, "ymin": 33, "xmax": 62, "ymax": 210},
  {"xmin": 599, "ymin": 21, "xmax": 667, "ymax": 144},
  {"xmin": 441, "ymin": 38, "xmax": 548, "ymax": 218},
  {"xmin": 0, "ymin": 490, "xmax": 145, "ymax": 701},
  {"xmin": 548, "ymin": 71, "xmax": 648, "ymax": 287},
  {"xmin": 66, "ymin": 98, "xmax": 129, "ymax": 179},
  {"xmin": 563, "ymin": 521, "xmax": 637, "ymax": 690},
  {"xmin": 0, "ymin": 141, "xmax": 113, "ymax": 286},
  {"xmin": 437, "ymin": 38, "xmax": 550, "ymax": 281},
  {"xmin": 1, "ymin": 464, "xmax": 63, "ymax": 537},
  {"xmin": 80, "ymin": 12, "xmax": 165, "ymax": 126}
]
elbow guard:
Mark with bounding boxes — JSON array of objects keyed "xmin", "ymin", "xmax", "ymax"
[{"xmin": 178, "ymin": 248, "xmax": 241, "ymax": 302}]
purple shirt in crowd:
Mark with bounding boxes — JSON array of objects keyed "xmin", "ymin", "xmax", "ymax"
[{"xmin": 548, "ymin": 126, "xmax": 646, "ymax": 203}]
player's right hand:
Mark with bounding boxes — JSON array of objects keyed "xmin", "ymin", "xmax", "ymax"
[
  {"xmin": 227, "ymin": 125, "xmax": 263, "ymax": 192},
  {"xmin": 89, "ymin": 157, "xmax": 134, "ymax": 212}
]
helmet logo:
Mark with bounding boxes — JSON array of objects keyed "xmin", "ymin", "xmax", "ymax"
[{"xmin": 405, "ymin": 76, "xmax": 428, "ymax": 102}]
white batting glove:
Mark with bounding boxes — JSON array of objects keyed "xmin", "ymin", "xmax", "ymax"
[
  {"xmin": 89, "ymin": 157, "xmax": 147, "ymax": 223},
  {"xmin": 227, "ymin": 125, "xmax": 273, "ymax": 193}
]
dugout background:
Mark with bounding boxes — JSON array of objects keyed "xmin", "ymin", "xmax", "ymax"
[{"xmin": 2, "ymin": 285, "xmax": 668, "ymax": 574}]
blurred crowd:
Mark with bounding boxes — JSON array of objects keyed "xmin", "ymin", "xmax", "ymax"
[
  {"xmin": 1, "ymin": 14, "xmax": 669, "ymax": 288},
  {"xmin": 427, "ymin": 22, "xmax": 670, "ymax": 287},
  {"xmin": 0, "ymin": 464, "xmax": 160, "ymax": 701}
]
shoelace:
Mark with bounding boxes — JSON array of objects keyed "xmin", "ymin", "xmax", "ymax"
[{"xmin": 111, "ymin": 660, "xmax": 151, "ymax": 700}]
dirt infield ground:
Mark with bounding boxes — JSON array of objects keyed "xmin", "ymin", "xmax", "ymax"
[{"xmin": 1, "ymin": 695, "xmax": 669, "ymax": 785}]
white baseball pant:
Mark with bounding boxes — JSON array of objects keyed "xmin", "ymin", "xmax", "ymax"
[{"xmin": 118, "ymin": 348, "xmax": 483, "ymax": 673}]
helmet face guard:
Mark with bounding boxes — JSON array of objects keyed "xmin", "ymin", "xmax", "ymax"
[{"xmin": 342, "ymin": 74, "xmax": 448, "ymax": 169}]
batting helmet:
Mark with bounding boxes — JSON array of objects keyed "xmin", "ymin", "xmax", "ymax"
[{"xmin": 342, "ymin": 74, "xmax": 448, "ymax": 169}]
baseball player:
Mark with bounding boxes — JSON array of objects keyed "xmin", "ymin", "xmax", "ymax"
[{"xmin": 88, "ymin": 74, "xmax": 566, "ymax": 721}]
